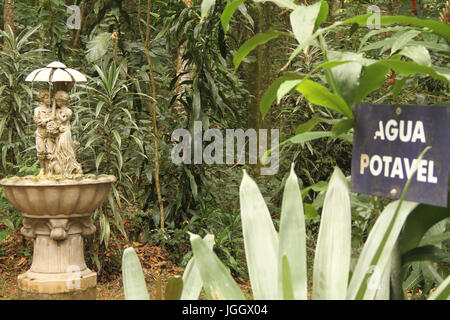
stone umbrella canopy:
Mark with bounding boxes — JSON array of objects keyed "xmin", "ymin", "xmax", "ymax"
[{"xmin": 25, "ymin": 61, "xmax": 87, "ymax": 117}]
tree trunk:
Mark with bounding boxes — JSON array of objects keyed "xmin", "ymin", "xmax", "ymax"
[
  {"xmin": 246, "ymin": 4, "xmax": 273, "ymax": 174},
  {"xmin": 3, "ymin": 0, "xmax": 15, "ymax": 50}
]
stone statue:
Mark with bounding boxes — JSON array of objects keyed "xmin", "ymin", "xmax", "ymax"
[
  {"xmin": 34, "ymin": 89, "xmax": 82, "ymax": 176},
  {"xmin": 34, "ymin": 88, "xmax": 55, "ymax": 175}
]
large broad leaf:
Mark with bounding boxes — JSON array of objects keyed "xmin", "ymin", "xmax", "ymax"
[
  {"xmin": 402, "ymin": 245, "xmax": 450, "ymax": 266},
  {"xmin": 274, "ymin": 61, "xmax": 349, "ymax": 106},
  {"xmin": 86, "ymin": 32, "xmax": 111, "ymax": 62},
  {"xmin": 399, "ymin": 194, "xmax": 450, "ymax": 255},
  {"xmin": 221, "ymin": 0, "xmax": 247, "ymax": 32},
  {"xmin": 327, "ymin": 51, "xmax": 363, "ymax": 107},
  {"xmin": 260, "ymin": 72, "xmax": 303, "ymax": 118},
  {"xmin": 312, "ymin": 167, "xmax": 351, "ymax": 300},
  {"xmin": 189, "ymin": 233, "xmax": 245, "ymax": 300},
  {"xmin": 122, "ymin": 247, "xmax": 150, "ymax": 300},
  {"xmin": 391, "ymin": 30, "xmax": 421, "ymax": 54},
  {"xmin": 287, "ymin": 15, "xmax": 450, "ymax": 67},
  {"xmin": 180, "ymin": 234, "xmax": 215, "ymax": 300},
  {"xmin": 240, "ymin": 171, "xmax": 280, "ymax": 299},
  {"xmin": 344, "ymin": 15, "xmax": 450, "ymax": 41},
  {"xmin": 428, "ymin": 275, "xmax": 450, "ymax": 300},
  {"xmin": 295, "ymin": 80, "xmax": 353, "ymax": 118},
  {"xmin": 399, "ymin": 46, "xmax": 431, "ymax": 67},
  {"xmin": 279, "ymin": 164, "xmax": 307, "ymax": 300},
  {"xmin": 353, "ymin": 63, "xmax": 390, "ymax": 104},
  {"xmin": 290, "ymin": 2, "xmax": 322, "ymax": 45},
  {"xmin": 233, "ymin": 30, "xmax": 289, "ymax": 70}
]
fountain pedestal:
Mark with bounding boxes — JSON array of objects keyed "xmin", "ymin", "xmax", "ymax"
[{"xmin": 17, "ymin": 216, "xmax": 97, "ymax": 299}]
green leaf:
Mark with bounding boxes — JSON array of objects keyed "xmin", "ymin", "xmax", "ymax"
[
  {"xmin": 201, "ymin": 0, "xmax": 216, "ymax": 22},
  {"xmin": 261, "ymin": 72, "xmax": 303, "ymax": 118},
  {"xmin": 343, "ymin": 15, "xmax": 450, "ymax": 41},
  {"xmin": 401, "ymin": 245, "xmax": 450, "ymax": 266},
  {"xmin": 295, "ymin": 116, "xmax": 322, "ymax": 134},
  {"xmin": 392, "ymin": 77, "xmax": 408, "ymax": 99},
  {"xmin": 391, "ymin": 30, "xmax": 421, "ymax": 54},
  {"xmin": 122, "ymin": 247, "xmax": 150, "ymax": 300},
  {"xmin": 193, "ymin": 89, "xmax": 201, "ymax": 121},
  {"xmin": 277, "ymin": 79, "xmax": 303, "ymax": 104},
  {"xmin": 315, "ymin": 0, "xmax": 329, "ymax": 29},
  {"xmin": 312, "ymin": 167, "xmax": 351, "ymax": 300},
  {"xmin": 290, "ymin": 1, "xmax": 322, "ymax": 45},
  {"xmin": 86, "ymin": 32, "xmax": 111, "ymax": 62},
  {"xmin": 420, "ymin": 231, "xmax": 450, "ymax": 247},
  {"xmin": 428, "ymin": 275, "xmax": 450, "ymax": 300},
  {"xmin": 327, "ymin": 51, "xmax": 363, "ymax": 107},
  {"xmin": 295, "ymin": 80, "xmax": 352, "ymax": 118},
  {"xmin": 95, "ymin": 152, "xmax": 105, "ymax": 171},
  {"xmin": 181, "ymin": 234, "xmax": 215, "ymax": 300},
  {"xmin": 304, "ymin": 203, "xmax": 318, "ymax": 219},
  {"xmin": 240, "ymin": 170, "xmax": 280, "ymax": 299},
  {"xmin": 399, "ymin": 45, "xmax": 431, "ymax": 66},
  {"xmin": 279, "ymin": 164, "xmax": 307, "ymax": 300},
  {"xmin": 354, "ymin": 63, "xmax": 390, "ymax": 104},
  {"xmin": 286, "ymin": 131, "xmax": 333, "ymax": 145},
  {"xmin": 234, "ymin": 30, "xmax": 289, "ymax": 70},
  {"xmin": 165, "ymin": 276, "xmax": 183, "ymax": 300},
  {"xmin": 332, "ymin": 118, "xmax": 354, "ymax": 136},
  {"xmin": 112, "ymin": 130, "xmax": 122, "ymax": 148},
  {"xmin": 221, "ymin": 0, "xmax": 246, "ymax": 32},
  {"xmin": 400, "ymin": 194, "xmax": 450, "ymax": 255},
  {"xmin": 189, "ymin": 233, "xmax": 245, "ymax": 300}
]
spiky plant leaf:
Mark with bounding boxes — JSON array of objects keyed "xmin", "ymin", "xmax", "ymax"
[
  {"xmin": 279, "ymin": 164, "xmax": 307, "ymax": 299},
  {"xmin": 312, "ymin": 167, "xmax": 351, "ymax": 300},
  {"xmin": 240, "ymin": 171, "xmax": 280, "ymax": 299}
]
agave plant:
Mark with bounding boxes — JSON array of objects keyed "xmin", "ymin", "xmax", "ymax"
[
  {"xmin": 122, "ymin": 235, "xmax": 215, "ymax": 300},
  {"xmin": 188, "ymin": 164, "xmax": 449, "ymax": 300},
  {"xmin": 122, "ymin": 164, "xmax": 449, "ymax": 300}
]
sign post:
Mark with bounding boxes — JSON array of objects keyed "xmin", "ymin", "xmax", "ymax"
[{"xmin": 351, "ymin": 104, "xmax": 450, "ymax": 207}]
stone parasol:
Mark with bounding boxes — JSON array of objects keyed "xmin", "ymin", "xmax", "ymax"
[{"xmin": 25, "ymin": 61, "xmax": 87, "ymax": 117}]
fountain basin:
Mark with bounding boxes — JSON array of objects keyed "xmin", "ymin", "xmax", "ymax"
[{"xmin": 0, "ymin": 175, "xmax": 116, "ymax": 218}]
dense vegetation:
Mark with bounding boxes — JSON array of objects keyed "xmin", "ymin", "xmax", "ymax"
[{"xmin": 0, "ymin": 0, "xmax": 449, "ymax": 300}]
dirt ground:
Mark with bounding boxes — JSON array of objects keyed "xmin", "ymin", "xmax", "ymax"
[{"xmin": 0, "ymin": 223, "xmax": 251, "ymax": 300}]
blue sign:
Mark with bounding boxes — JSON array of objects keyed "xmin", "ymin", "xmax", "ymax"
[{"xmin": 351, "ymin": 104, "xmax": 450, "ymax": 207}]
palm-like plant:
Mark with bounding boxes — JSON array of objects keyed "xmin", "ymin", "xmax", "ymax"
[
  {"xmin": 0, "ymin": 26, "xmax": 44, "ymax": 175},
  {"xmin": 77, "ymin": 61, "xmax": 145, "ymax": 246}
]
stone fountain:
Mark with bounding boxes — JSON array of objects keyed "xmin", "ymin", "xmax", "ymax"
[{"xmin": 0, "ymin": 62, "xmax": 116, "ymax": 300}]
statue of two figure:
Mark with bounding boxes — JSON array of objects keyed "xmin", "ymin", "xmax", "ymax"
[{"xmin": 34, "ymin": 89, "xmax": 82, "ymax": 176}]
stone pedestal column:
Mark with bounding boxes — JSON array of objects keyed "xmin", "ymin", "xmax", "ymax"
[{"xmin": 18, "ymin": 215, "xmax": 97, "ymax": 300}]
